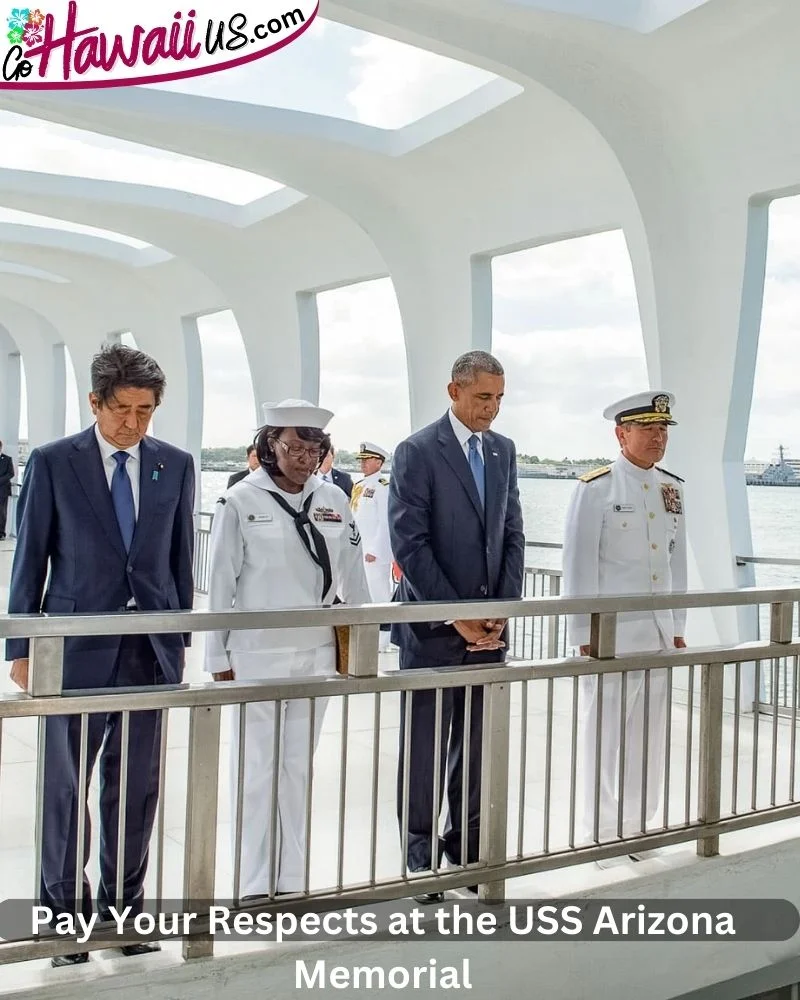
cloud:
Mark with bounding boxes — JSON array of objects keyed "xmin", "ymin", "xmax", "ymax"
[{"xmin": 346, "ymin": 35, "xmax": 495, "ymax": 129}]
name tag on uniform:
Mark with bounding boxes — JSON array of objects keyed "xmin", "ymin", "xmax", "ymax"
[
  {"xmin": 313, "ymin": 507, "xmax": 343, "ymax": 523},
  {"xmin": 613, "ymin": 504, "xmax": 635, "ymax": 513},
  {"xmin": 661, "ymin": 485, "xmax": 683, "ymax": 515},
  {"xmin": 246, "ymin": 513, "xmax": 273, "ymax": 524}
]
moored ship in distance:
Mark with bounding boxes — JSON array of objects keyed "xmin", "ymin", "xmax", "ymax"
[{"xmin": 746, "ymin": 445, "xmax": 800, "ymax": 486}]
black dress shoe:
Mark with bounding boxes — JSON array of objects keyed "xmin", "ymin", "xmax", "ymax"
[
  {"xmin": 120, "ymin": 942, "xmax": 161, "ymax": 957},
  {"xmin": 51, "ymin": 952, "xmax": 89, "ymax": 968},
  {"xmin": 412, "ymin": 891, "xmax": 445, "ymax": 905}
]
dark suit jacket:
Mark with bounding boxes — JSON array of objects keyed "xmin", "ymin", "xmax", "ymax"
[
  {"xmin": 388, "ymin": 412, "xmax": 525, "ymax": 663},
  {"xmin": 332, "ymin": 468, "xmax": 354, "ymax": 499},
  {"xmin": 0, "ymin": 453, "xmax": 13, "ymax": 498},
  {"xmin": 227, "ymin": 468, "xmax": 250, "ymax": 488},
  {"xmin": 6, "ymin": 426, "xmax": 195, "ymax": 688}
]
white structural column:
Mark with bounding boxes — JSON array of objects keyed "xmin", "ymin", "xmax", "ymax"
[
  {"xmin": 389, "ymin": 248, "xmax": 493, "ymax": 430},
  {"xmin": 181, "ymin": 314, "xmax": 204, "ymax": 510},
  {"xmin": 0, "ymin": 327, "xmax": 21, "ymax": 471},
  {"xmin": 50, "ymin": 342, "xmax": 66, "ymax": 441},
  {"xmin": 231, "ymin": 291, "xmax": 304, "ymax": 418},
  {"xmin": 631, "ymin": 189, "xmax": 768, "ymax": 647},
  {"xmin": 129, "ymin": 313, "xmax": 191, "ymax": 452},
  {"xmin": 297, "ymin": 291, "xmax": 321, "ymax": 405}
]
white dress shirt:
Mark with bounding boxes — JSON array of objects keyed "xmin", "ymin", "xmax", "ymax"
[
  {"xmin": 448, "ymin": 408, "xmax": 484, "ymax": 461},
  {"xmin": 94, "ymin": 423, "xmax": 141, "ymax": 518}
]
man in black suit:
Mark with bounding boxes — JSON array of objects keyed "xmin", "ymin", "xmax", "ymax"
[
  {"xmin": 388, "ymin": 350, "xmax": 525, "ymax": 902},
  {"xmin": 318, "ymin": 445, "xmax": 353, "ymax": 499},
  {"xmin": 227, "ymin": 444, "xmax": 259, "ymax": 488},
  {"xmin": 0, "ymin": 441, "xmax": 14, "ymax": 539}
]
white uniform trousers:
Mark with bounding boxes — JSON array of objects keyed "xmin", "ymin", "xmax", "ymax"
[
  {"xmin": 579, "ymin": 660, "xmax": 669, "ymax": 843},
  {"xmin": 228, "ymin": 646, "xmax": 334, "ymax": 896},
  {"xmin": 364, "ymin": 560, "xmax": 393, "ymax": 651}
]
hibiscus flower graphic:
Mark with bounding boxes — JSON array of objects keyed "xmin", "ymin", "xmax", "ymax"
[
  {"xmin": 6, "ymin": 25, "xmax": 23, "ymax": 44},
  {"xmin": 6, "ymin": 8, "xmax": 30, "ymax": 31},
  {"xmin": 22, "ymin": 20, "xmax": 41, "ymax": 44},
  {"xmin": 27, "ymin": 7, "xmax": 44, "ymax": 25}
]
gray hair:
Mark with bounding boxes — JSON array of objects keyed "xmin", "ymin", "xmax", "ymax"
[
  {"xmin": 90, "ymin": 344, "xmax": 166, "ymax": 407},
  {"xmin": 451, "ymin": 350, "xmax": 504, "ymax": 385}
]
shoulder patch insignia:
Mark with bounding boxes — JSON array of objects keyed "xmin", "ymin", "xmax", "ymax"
[
  {"xmin": 579, "ymin": 465, "xmax": 611, "ymax": 483},
  {"xmin": 348, "ymin": 520, "xmax": 361, "ymax": 547},
  {"xmin": 216, "ymin": 496, "xmax": 227, "ymax": 505},
  {"xmin": 378, "ymin": 477, "xmax": 390, "ymax": 486},
  {"xmin": 655, "ymin": 466, "xmax": 685, "ymax": 483}
]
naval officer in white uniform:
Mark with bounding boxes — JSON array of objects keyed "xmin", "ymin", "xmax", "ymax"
[
  {"xmin": 562, "ymin": 391, "xmax": 687, "ymax": 855},
  {"xmin": 351, "ymin": 441, "xmax": 394, "ymax": 651},
  {"xmin": 204, "ymin": 399, "xmax": 370, "ymax": 897}
]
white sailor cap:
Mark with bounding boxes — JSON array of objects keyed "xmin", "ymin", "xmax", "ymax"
[
  {"xmin": 355, "ymin": 441, "xmax": 389, "ymax": 461},
  {"xmin": 603, "ymin": 391, "xmax": 677, "ymax": 426},
  {"xmin": 261, "ymin": 398, "xmax": 333, "ymax": 430}
]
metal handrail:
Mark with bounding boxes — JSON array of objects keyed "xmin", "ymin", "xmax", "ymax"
[{"xmin": 1, "ymin": 586, "xmax": 799, "ymax": 639}]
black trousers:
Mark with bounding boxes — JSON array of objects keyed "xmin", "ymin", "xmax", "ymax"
[
  {"xmin": 0, "ymin": 493, "xmax": 8, "ymax": 537},
  {"xmin": 40, "ymin": 635, "xmax": 163, "ymax": 918},
  {"xmin": 397, "ymin": 647, "xmax": 498, "ymax": 872}
]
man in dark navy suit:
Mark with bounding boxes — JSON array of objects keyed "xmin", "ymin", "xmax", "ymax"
[
  {"xmin": 388, "ymin": 351, "xmax": 525, "ymax": 902},
  {"xmin": 318, "ymin": 444, "xmax": 354, "ymax": 499},
  {"xmin": 6, "ymin": 344, "xmax": 195, "ymax": 965},
  {"xmin": 0, "ymin": 440, "xmax": 14, "ymax": 539},
  {"xmin": 227, "ymin": 443, "xmax": 259, "ymax": 488}
]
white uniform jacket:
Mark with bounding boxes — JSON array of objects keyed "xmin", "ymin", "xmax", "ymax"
[
  {"xmin": 204, "ymin": 467, "xmax": 371, "ymax": 674},
  {"xmin": 350, "ymin": 469, "xmax": 392, "ymax": 565},
  {"xmin": 562, "ymin": 453, "xmax": 688, "ymax": 654}
]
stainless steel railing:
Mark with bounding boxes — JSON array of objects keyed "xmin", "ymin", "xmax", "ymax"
[{"xmin": 0, "ymin": 589, "xmax": 799, "ymax": 964}]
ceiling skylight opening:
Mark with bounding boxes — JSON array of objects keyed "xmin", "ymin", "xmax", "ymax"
[{"xmin": 0, "ymin": 207, "xmax": 152, "ymax": 249}]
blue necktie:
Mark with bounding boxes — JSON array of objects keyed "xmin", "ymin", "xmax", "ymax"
[
  {"xmin": 111, "ymin": 450, "xmax": 136, "ymax": 551},
  {"xmin": 468, "ymin": 434, "xmax": 485, "ymax": 508}
]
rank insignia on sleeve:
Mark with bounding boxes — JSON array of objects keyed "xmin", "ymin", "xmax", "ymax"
[
  {"xmin": 661, "ymin": 484, "xmax": 683, "ymax": 514},
  {"xmin": 313, "ymin": 507, "xmax": 343, "ymax": 523},
  {"xmin": 216, "ymin": 496, "xmax": 226, "ymax": 505},
  {"xmin": 348, "ymin": 521, "xmax": 361, "ymax": 547}
]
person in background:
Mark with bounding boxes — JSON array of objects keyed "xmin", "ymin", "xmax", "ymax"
[
  {"xmin": 6, "ymin": 344, "xmax": 195, "ymax": 965},
  {"xmin": 562, "ymin": 391, "xmax": 687, "ymax": 865},
  {"xmin": 227, "ymin": 443, "xmax": 259, "ymax": 488},
  {"xmin": 0, "ymin": 440, "xmax": 13, "ymax": 540},
  {"xmin": 318, "ymin": 444, "xmax": 354, "ymax": 499},
  {"xmin": 205, "ymin": 399, "xmax": 370, "ymax": 899},
  {"xmin": 388, "ymin": 350, "xmax": 525, "ymax": 902},
  {"xmin": 351, "ymin": 442, "xmax": 393, "ymax": 652}
]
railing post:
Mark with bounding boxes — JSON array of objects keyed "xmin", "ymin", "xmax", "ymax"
[
  {"xmin": 770, "ymin": 602, "xmax": 794, "ymax": 644},
  {"xmin": 182, "ymin": 704, "xmax": 221, "ymax": 961},
  {"xmin": 589, "ymin": 612, "xmax": 617, "ymax": 659},
  {"xmin": 478, "ymin": 680, "xmax": 511, "ymax": 904},
  {"xmin": 28, "ymin": 635, "xmax": 64, "ymax": 696},
  {"xmin": 347, "ymin": 623, "xmax": 380, "ymax": 677},
  {"xmin": 697, "ymin": 662, "xmax": 724, "ymax": 858},
  {"xmin": 546, "ymin": 574, "xmax": 561, "ymax": 659}
]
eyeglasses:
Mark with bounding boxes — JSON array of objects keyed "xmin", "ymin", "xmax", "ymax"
[{"xmin": 274, "ymin": 439, "xmax": 323, "ymax": 460}]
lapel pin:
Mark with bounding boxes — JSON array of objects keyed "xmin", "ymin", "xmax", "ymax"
[{"xmin": 152, "ymin": 463, "xmax": 164, "ymax": 482}]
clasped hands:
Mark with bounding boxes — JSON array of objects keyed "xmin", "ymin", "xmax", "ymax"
[{"xmin": 453, "ymin": 619, "xmax": 506, "ymax": 653}]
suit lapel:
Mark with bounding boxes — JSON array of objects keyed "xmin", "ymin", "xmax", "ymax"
[
  {"xmin": 129, "ymin": 436, "xmax": 161, "ymax": 559},
  {"xmin": 482, "ymin": 432, "xmax": 502, "ymax": 530},
  {"xmin": 437, "ymin": 415, "xmax": 485, "ymax": 524},
  {"xmin": 69, "ymin": 427, "xmax": 128, "ymax": 561}
]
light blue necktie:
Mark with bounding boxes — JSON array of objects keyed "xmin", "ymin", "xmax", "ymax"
[
  {"xmin": 111, "ymin": 451, "xmax": 136, "ymax": 551},
  {"xmin": 468, "ymin": 434, "xmax": 485, "ymax": 508}
]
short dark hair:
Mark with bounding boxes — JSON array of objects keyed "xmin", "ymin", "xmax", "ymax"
[
  {"xmin": 90, "ymin": 344, "xmax": 166, "ymax": 407},
  {"xmin": 255, "ymin": 425, "xmax": 331, "ymax": 475},
  {"xmin": 246, "ymin": 444, "xmax": 256, "ymax": 456},
  {"xmin": 451, "ymin": 350, "xmax": 504, "ymax": 385}
]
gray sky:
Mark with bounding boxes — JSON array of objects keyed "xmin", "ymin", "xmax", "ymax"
[{"xmin": 4, "ymin": 17, "xmax": 798, "ymax": 462}]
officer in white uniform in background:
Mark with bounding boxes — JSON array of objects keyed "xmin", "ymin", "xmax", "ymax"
[
  {"xmin": 205, "ymin": 399, "xmax": 370, "ymax": 898},
  {"xmin": 562, "ymin": 391, "xmax": 687, "ymax": 860},
  {"xmin": 351, "ymin": 441, "xmax": 393, "ymax": 652}
]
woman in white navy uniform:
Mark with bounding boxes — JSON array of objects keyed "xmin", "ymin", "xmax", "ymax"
[{"xmin": 204, "ymin": 399, "xmax": 370, "ymax": 897}]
